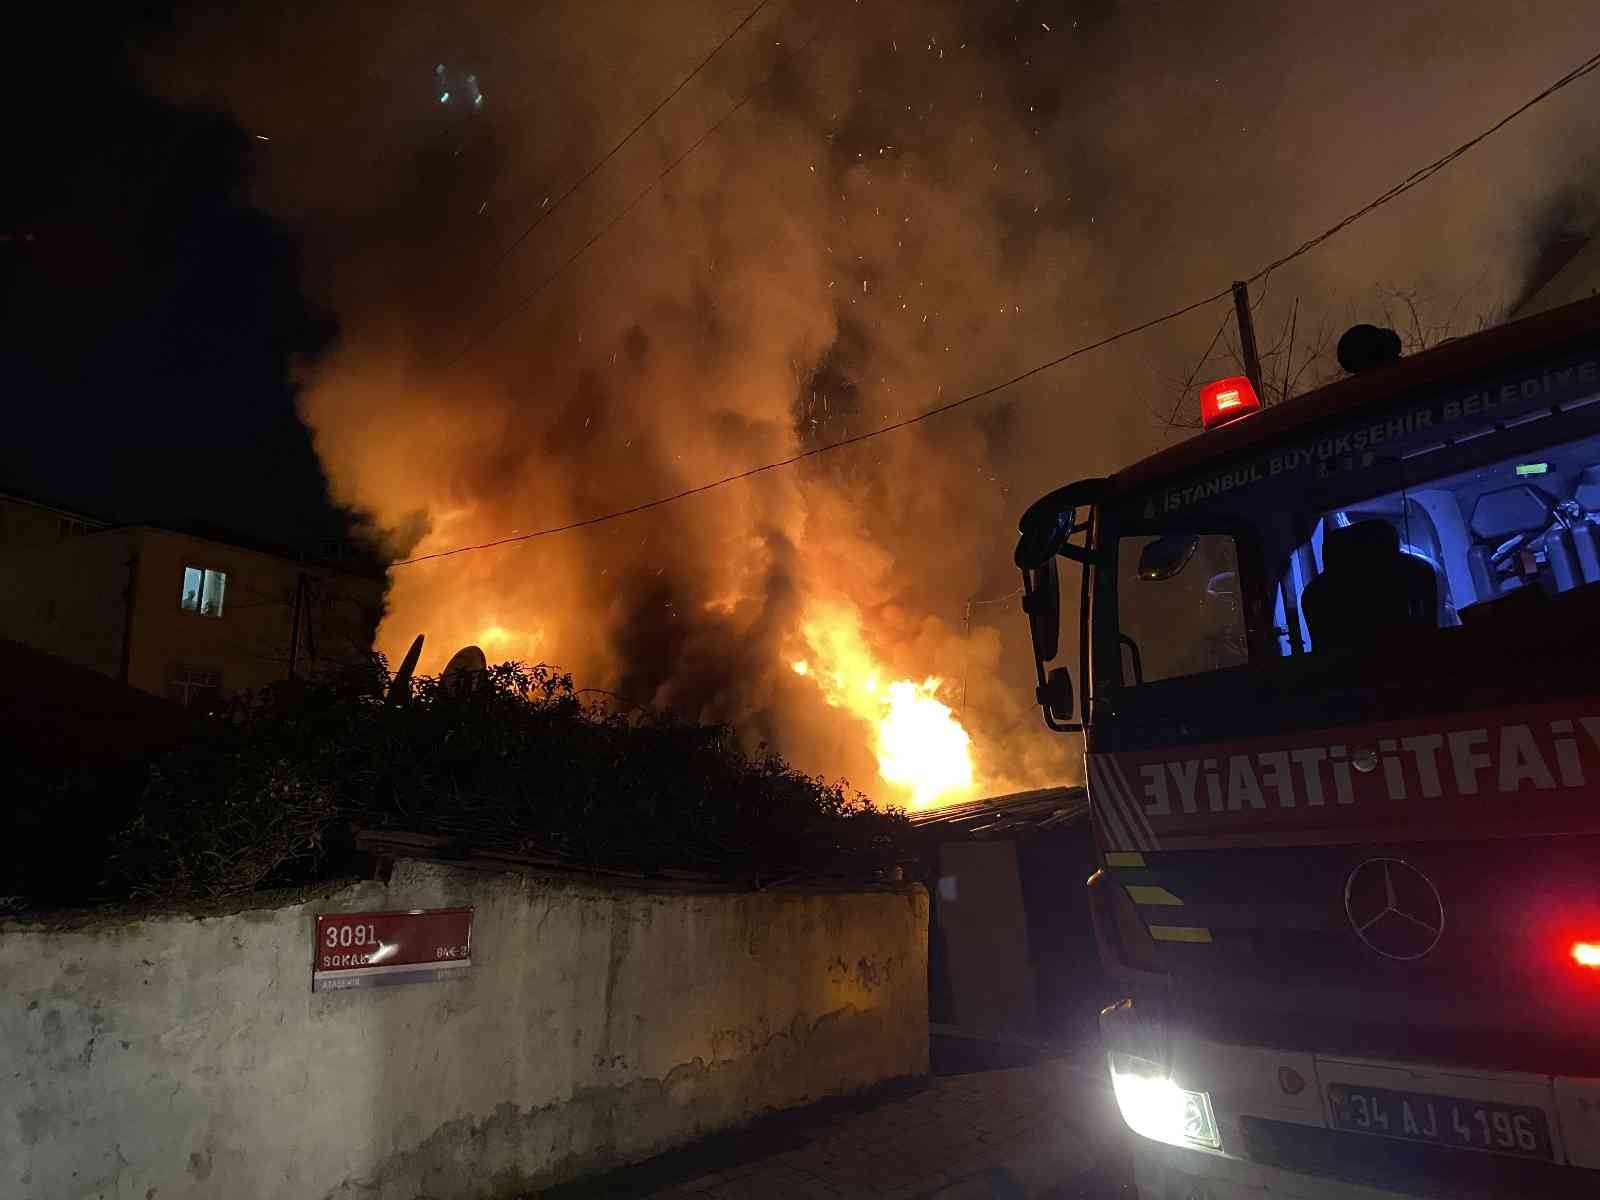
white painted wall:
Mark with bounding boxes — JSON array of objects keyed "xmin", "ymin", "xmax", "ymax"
[{"xmin": 2, "ymin": 861, "xmax": 928, "ymax": 1200}]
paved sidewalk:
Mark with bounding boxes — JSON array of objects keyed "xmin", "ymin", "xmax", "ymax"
[{"xmin": 631, "ymin": 1059, "xmax": 1132, "ymax": 1200}]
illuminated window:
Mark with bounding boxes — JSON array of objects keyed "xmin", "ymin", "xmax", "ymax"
[
  {"xmin": 180, "ymin": 567, "xmax": 227, "ymax": 617},
  {"xmin": 168, "ymin": 665, "xmax": 222, "ymax": 709}
]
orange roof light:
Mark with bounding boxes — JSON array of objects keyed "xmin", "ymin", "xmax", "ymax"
[
  {"xmin": 1573, "ymin": 942, "xmax": 1600, "ymax": 968},
  {"xmin": 1199, "ymin": 375, "xmax": 1261, "ymax": 431}
]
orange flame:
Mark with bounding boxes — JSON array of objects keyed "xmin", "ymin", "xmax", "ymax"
[
  {"xmin": 791, "ymin": 603, "xmax": 976, "ymax": 811},
  {"xmin": 473, "ymin": 620, "xmax": 545, "ymax": 660}
]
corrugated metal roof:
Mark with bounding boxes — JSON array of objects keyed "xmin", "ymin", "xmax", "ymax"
[{"xmin": 908, "ymin": 785, "xmax": 1088, "ymax": 839}]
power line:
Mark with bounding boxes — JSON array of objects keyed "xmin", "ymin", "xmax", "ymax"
[
  {"xmin": 1158, "ymin": 48, "xmax": 1600, "ymax": 430},
  {"xmin": 395, "ymin": 43, "xmax": 1600, "ymax": 569},
  {"xmin": 485, "ymin": 0, "xmax": 774, "ymax": 275},
  {"xmin": 1162, "ymin": 304, "xmax": 1234, "ymax": 432},
  {"xmin": 968, "ymin": 588, "xmax": 1023, "ymax": 609},
  {"xmin": 400, "ymin": 288, "xmax": 1232, "ymax": 565},
  {"xmin": 1156, "ymin": 268, "xmax": 1275, "ymax": 433},
  {"xmin": 446, "ymin": 22, "xmax": 825, "ymax": 371},
  {"xmin": 1243, "ymin": 48, "xmax": 1600, "ymax": 283}
]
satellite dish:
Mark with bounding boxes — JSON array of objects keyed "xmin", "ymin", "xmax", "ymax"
[
  {"xmin": 442, "ymin": 645, "xmax": 488, "ymax": 692},
  {"xmin": 387, "ymin": 634, "xmax": 425, "ymax": 705}
]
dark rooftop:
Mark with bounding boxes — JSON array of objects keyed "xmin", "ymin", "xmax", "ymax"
[{"xmin": 909, "ymin": 786, "xmax": 1089, "ymax": 839}]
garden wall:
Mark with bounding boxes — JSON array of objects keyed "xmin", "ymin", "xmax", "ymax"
[{"xmin": 2, "ymin": 860, "xmax": 928, "ymax": 1200}]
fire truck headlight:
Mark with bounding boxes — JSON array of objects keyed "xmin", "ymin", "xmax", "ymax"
[{"xmin": 1108, "ymin": 1052, "xmax": 1221, "ymax": 1150}]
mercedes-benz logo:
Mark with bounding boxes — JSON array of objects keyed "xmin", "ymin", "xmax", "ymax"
[{"xmin": 1344, "ymin": 857, "xmax": 1444, "ymax": 960}]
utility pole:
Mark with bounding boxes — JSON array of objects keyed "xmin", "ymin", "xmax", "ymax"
[
  {"xmin": 288, "ymin": 572, "xmax": 307, "ymax": 681},
  {"xmin": 119, "ymin": 553, "xmax": 140, "ymax": 684},
  {"xmin": 961, "ymin": 599, "xmax": 973, "ymax": 716},
  {"xmin": 303, "ymin": 575, "xmax": 318, "ymax": 667},
  {"xmin": 1231, "ymin": 280, "xmax": 1265, "ymax": 402}
]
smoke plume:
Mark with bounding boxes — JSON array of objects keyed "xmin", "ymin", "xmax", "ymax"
[{"xmin": 143, "ymin": 0, "xmax": 1600, "ymax": 805}]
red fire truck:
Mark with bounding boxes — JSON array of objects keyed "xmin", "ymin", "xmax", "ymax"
[{"xmin": 1014, "ymin": 294, "xmax": 1600, "ymax": 1198}]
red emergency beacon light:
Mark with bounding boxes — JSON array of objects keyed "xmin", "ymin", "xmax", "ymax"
[{"xmin": 1199, "ymin": 375, "xmax": 1261, "ymax": 431}]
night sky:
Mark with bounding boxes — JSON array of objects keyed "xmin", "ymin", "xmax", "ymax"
[
  {"xmin": 2, "ymin": 5, "xmax": 348, "ymax": 551},
  {"xmin": 9, "ymin": 1, "xmax": 1587, "ymax": 560},
  {"xmin": 10, "ymin": 2, "xmax": 1597, "ymax": 556}
]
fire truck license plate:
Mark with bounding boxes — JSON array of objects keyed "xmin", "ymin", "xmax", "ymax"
[{"xmin": 1327, "ymin": 1083, "xmax": 1553, "ymax": 1160}]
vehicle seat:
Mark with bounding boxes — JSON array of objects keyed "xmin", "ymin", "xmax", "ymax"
[
  {"xmin": 1302, "ymin": 520, "xmax": 1438, "ymax": 652},
  {"xmin": 1466, "ymin": 484, "xmax": 1554, "ymax": 601}
]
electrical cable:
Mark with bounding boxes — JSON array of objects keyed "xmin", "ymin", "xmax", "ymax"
[
  {"xmin": 1162, "ymin": 304, "xmax": 1234, "ymax": 432},
  {"xmin": 486, "ymin": 0, "xmax": 774, "ymax": 275},
  {"xmin": 395, "ymin": 44, "xmax": 1600, "ymax": 568},
  {"xmin": 399, "ymin": 288, "xmax": 1231, "ymax": 565},
  {"xmin": 967, "ymin": 588, "xmax": 1023, "ymax": 608},
  {"xmin": 445, "ymin": 22, "xmax": 825, "ymax": 371},
  {"xmin": 1244, "ymin": 49, "xmax": 1600, "ymax": 285}
]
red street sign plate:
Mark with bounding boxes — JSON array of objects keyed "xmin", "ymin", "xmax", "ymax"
[{"xmin": 312, "ymin": 907, "xmax": 473, "ymax": 992}]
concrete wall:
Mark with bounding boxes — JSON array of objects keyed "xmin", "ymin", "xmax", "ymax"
[{"xmin": 2, "ymin": 860, "xmax": 928, "ymax": 1200}]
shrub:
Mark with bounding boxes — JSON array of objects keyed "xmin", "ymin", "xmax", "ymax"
[{"xmin": 108, "ymin": 660, "xmax": 907, "ymax": 901}]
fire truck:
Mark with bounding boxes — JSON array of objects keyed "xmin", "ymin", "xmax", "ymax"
[{"xmin": 1014, "ymin": 294, "xmax": 1600, "ymax": 1198}]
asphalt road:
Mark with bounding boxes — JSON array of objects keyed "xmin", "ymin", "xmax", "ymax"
[{"xmin": 537, "ymin": 1034, "xmax": 1140, "ymax": 1200}]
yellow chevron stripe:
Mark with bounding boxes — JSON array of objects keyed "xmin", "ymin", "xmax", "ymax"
[
  {"xmin": 1149, "ymin": 925, "xmax": 1212, "ymax": 943},
  {"xmin": 1126, "ymin": 885, "xmax": 1184, "ymax": 907},
  {"xmin": 1104, "ymin": 851, "xmax": 1145, "ymax": 868}
]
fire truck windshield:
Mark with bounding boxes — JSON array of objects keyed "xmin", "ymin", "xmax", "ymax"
[{"xmin": 1100, "ymin": 364, "xmax": 1600, "ymax": 704}]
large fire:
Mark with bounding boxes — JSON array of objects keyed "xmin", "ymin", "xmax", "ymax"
[
  {"xmin": 254, "ymin": 0, "xmax": 1088, "ymax": 814},
  {"xmin": 146, "ymin": 0, "xmax": 1581, "ymax": 857},
  {"xmin": 790, "ymin": 603, "xmax": 976, "ymax": 811}
]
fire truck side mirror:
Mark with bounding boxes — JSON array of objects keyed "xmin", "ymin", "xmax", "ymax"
[
  {"xmin": 1014, "ymin": 479, "xmax": 1105, "ymax": 570},
  {"xmin": 1037, "ymin": 667, "xmax": 1074, "ymax": 723},
  {"xmin": 1015, "ymin": 506, "xmax": 1073, "ymax": 570},
  {"xmin": 1021, "ymin": 558, "xmax": 1061, "ymax": 663}
]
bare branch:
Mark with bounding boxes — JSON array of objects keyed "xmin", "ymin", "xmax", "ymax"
[
  {"xmin": 1161, "ymin": 305, "xmax": 1234, "ymax": 432},
  {"xmin": 1279, "ymin": 298, "xmax": 1299, "ymax": 408}
]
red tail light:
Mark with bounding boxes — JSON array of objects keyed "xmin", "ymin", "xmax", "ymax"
[
  {"xmin": 1199, "ymin": 375, "xmax": 1261, "ymax": 431},
  {"xmin": 1573, "ymin": 942, "xmax": 1600, "ymax": 968}
]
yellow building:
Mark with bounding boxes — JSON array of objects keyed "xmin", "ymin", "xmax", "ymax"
[
  {"xmin": 0, "ymin": 488, "xmax": 102, "ymax": 549},
  {"xmin": 0, "ymin": 491, "xmax": 386, "ymax": 707}
]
